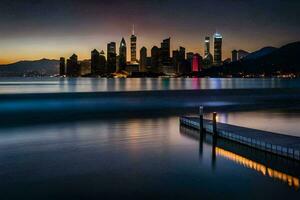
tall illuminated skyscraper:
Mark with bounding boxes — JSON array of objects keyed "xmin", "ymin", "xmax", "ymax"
[
  {"xmin": 213, "ymin": 32, "xmax": 223, "ymax": 66},
  {"xmin": 204, "ymin": 36, "xmax": 210, "ymax": 57},
  {"xmin": 130, "ymin": 25, "xmax": 137, "ymax": 63},
  {"xmin": 119, "ymin": 37, "xmax": 127, "ymax": 70}
]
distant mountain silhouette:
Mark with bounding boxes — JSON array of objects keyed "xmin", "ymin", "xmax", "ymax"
[
  {"xmin": 243, "ymin": 47, "xmax": 277, "ymax": 60},
  {"xmin": 216, "ymin": 41, "xmax": 300, "ymax": 75},
  {"xmin": 0, "ymin": 59, "xmax": 59, "ymax": 76}
]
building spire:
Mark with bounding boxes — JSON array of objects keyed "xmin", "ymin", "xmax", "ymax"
[{"xmin": 132, "ymin": 24, "xmax": 135, "ymax": 35}]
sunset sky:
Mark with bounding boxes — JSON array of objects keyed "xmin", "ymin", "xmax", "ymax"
[{"xmin": 0, "ymin": 0, "xmax": 299, "ymax": 64}]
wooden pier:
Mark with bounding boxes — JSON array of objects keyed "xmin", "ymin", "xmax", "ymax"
[{"xmin": 180, "ymin": 115, "xmax": 300, "ymax": 161}]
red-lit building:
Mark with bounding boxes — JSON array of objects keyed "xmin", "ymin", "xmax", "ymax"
[{"xmin": 192, "ymin": 53, "xmax": 203, "ymax": 72}]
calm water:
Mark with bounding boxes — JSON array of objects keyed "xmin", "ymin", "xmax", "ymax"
[
  {"xmin": 0, "ymin": 77, "xmax": 300, "ymax": 94},
  {"xmin": 0, "ymin": 111, "xmax": 300, "ymax": 199},
  {"xmin": 0, "ymin": 78, "xmax": 299, "ymax": 199}
]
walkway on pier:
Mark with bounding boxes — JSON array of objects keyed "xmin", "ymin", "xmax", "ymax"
[{"xmin": 180, "ymin": 117, "xmax": 300, "ymax": 161}]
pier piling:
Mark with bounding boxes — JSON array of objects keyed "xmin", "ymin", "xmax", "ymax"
[
  {"xmin": 213, "ymin": 112, "xmax": 217, "ymax": 135},
  {"xmin": 199, "ymin": 106, "xmax": 204, "ymax": 135}
]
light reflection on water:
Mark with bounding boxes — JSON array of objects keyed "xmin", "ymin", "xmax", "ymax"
[
  {"xmin": 0, "ymin": 77, "xmax": 300, "ymax": 94},
  {"xmin": 0, "ymin": 112, "xmax": 299, "ymax": 199},
  {"xmin": 215, "ymin": 147, "xmax": 299, "ymax": 189}
]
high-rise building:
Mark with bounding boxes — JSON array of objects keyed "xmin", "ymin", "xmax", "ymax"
[
  {"xmin": 91, "ymin": 49, "xmax": 100, "ymax": 75},
  {"xmin": 187, "ymin": 52, "xmax": 194, "ymax": 64},
  {"xmin": 192, "ymin": 54, "xmax": 203, "ymax": 72},
  {"xmin": 232, "ymin": 50, "xmax": 238, "ymax": 62},
  {"xmin": 160, "ymin": 38, "xmax": 171, "ymax": 66},
  {"xmin": 130, "ymin": 25, "xmax": 137, "ymax": 63},
  {"xmin": 213, "ymin": 32, "xmax": 223, "ymax": 66},
  {"xmin": 173, "ymin": 47, "xmax": 186, "ymax": 73},
  {"xmin": 107, "ymin": 42, "xmax": 117, "ymax": 73},
  {"xmin": 151, "ymin": 46, "xmax": 160, "ymax": 72},
  {"xmin": 172, "ymin": 50, "xmax": 179, "ymax": 70},
  {"xmin": 186, "ymin": 52, "xmax": 194, "ymax": 73},
  {"xmin": 205, "ymin": 36, "xmax": 210, "ymax": 57},
  {"xmin": 119, "ymin": 38, "xmax": 127, "ymax": 70},
  {"xmin": 91, "ymin": 49, "xmax": 106, "ymax": 75},
  {"xmin": 59, "ymin": 57, "xmax": 65, "ymax": 76},
  {"xmin": 140, "ymin": 47, "xmax": 147, "ymax": 72},
  {"xmin": 99, "ymin": 50, "xmax": 107, "ymax": 74},
  {"xmin": 79, "ymin": 59, "xmax": 91, "ymax": 76},
  {"xmin": 179, "ymin": 47, "xmax": 185, "ymax": 60},
  {"xmin": 66, "ymin": 54, "xmax": 80, "ymax": 77}
]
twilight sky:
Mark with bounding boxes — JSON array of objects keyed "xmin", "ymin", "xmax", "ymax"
[{"xmin": 0, "ymin": 0, "xmax": 299, "ymax": 64}]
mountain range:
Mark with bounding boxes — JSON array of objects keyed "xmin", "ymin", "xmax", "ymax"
[
  {"xmin": 243, "ymin": 47, "xmax": 278, "ymax": 60},
  {"xmin": 216, "ymin": 41, "xmax": 300, "ymax": 75},
  {"xmin": 0, "ymin": 59, "xmax": 59, "ymax": 76}
]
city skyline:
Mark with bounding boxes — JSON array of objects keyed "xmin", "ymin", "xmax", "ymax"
[{"xmin": 0, "ymin": 0, "xmax": 299, "ymax": 64}]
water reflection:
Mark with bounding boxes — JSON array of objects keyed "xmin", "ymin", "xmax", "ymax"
[
  {"xmin": 1, "ymin": 77, "xmax": 300, "ymax": 94},
  {"xmin": 180, "ymin": 125, "xmax": 300, "ymax": 190},
  {"xmin": 216, "ymin": 147, "xmax": 299, "ymax": 189}
]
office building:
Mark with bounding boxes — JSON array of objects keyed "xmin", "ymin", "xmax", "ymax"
[
  {"xmin": 213, "ymin": 32, "xmax": 223, "ymax": 66},
  {"xmin": 192, "ymin": 53, "xmax": 203, "ymax": 72},
  {"xmin": 151, "ymin": 46, "xmax": 160, "ymax": 72},
  {"xmin": 205, "ymin": 36, "xmax": 210, "ymax": 57},
  {"xmin": 160, "ymin": 38, "xmax": 171, "ymax": 66},
  {"xmin": 140, "ymin": 47, "xmax": 147, "ymax": 72},
  {"xmin": 232, "ymin": 50, "xmax": 238, "ymax": 62},
  {"xmin": 107, "ymin": 42, "xmax": 117, "ymax": 73},
  {"xmin": 66, "ymin": 54, "xmax": 80, "ymax": 77},
  {"xmin": 130, "ymin": 25, "xmax": 137, "ymax": 63},
  {"xmin": 119, "ymin": 37, "xmax": 127, "ymax": 70}
]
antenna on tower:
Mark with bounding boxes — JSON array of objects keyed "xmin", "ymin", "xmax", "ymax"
[{"xmin": 132, "ymin": 24, "xmax": 135, "ymax": 35}]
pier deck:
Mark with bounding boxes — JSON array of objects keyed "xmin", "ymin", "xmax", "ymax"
[{"xmin": 180, "ymin": 116, "xmax": 300, "ymax": 161}]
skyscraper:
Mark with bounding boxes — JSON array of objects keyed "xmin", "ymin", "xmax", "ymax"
[
  {"xmin": 151, "ymin": 46, "xmax": 160, "ymax": 72},
  {"xmin": 66, "ymin": 54, "xmax": 80, "ymax": 77},
  {"xmin": 91, "ymin": 49, "xmax": 106, "ymax": 75},
  {"xmin": 140, "ymin": 47, "xmax": 147, "ymax": 72},
  {"xmin": 172, "ymin": 50, "xmax": 179, "ymax": 70},
  {"xmin": 119, "ymin": 37, "xmax": 127, "ymax": 70},
  {"xmin": 204, "ymin": 36, "xmax": 210, "ymax": 57},
  {"xmin": 192, "ymin": 53, "xmax": 203, "ymax": 72},
  {"xmin": 187, "ymin": 52, "xmax": 194, "ymax": 64},
  {"xmin": 91, "ymin": 49, "xmax": 100, "ymax": 75},
  {"xmin": 99, "ymin": 50, "xmax": 107, "ymax": 74},
  {"xmin": 160, "ymin": 38, "xmax": 171, "ymax": 66},
  {"xmin": 130, "ymin": 25, "xmax": 137, "ymax": 63},
  {"xmin": 107, "ymin": 42, "xmax": 117, "ymax": 73},
  {"xmin": 186, "ymin": 52, "xmax": 194, "ymax": 73},
  {"xmin": 59, "ymin": 57, "xmax": 65, "ymax": 76},
  {"xmin": 173, "ymin": 47, "xmax": 186, "ymax": 73},
  {"xmin": 231, "ymin": 50, "xmax": 238, "ymax": 62},
  {"xmin": 213, "ymin": 32, "xmax": 223, "ymax": 66},
  {"xmin": 203, "ymin": 36, "xmax": 213, "ymax": 68}
]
